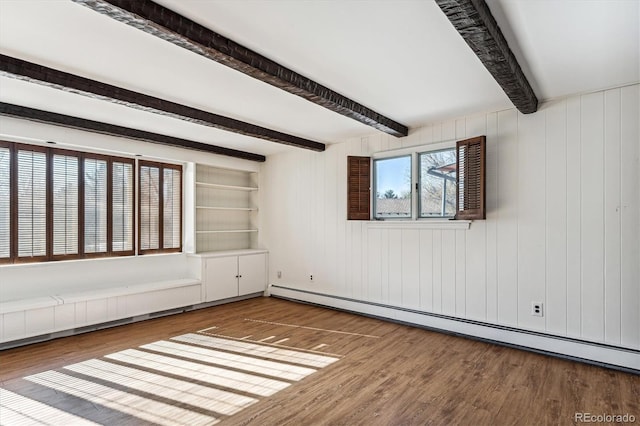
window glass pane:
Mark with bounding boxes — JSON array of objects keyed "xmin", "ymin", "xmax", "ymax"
[
  {"xmin": 17, "ymin": 149, "xmax": 47, "ymax": 258},
  {"xmin": 374, "ymin": 156, "xmax": 411, "ymax": 218},
  {"xmin": 419, "ymin": 148, "xmax": 457, "ymax": 217},
  {"xmin": 84, "ymin": 158, "xmax": 108, "ymax": 253},
  {"xmin": 112, "ymin": 162, "xmax": 133, "ymax": 252},
  {"xmin": 53, "ymin": 154, "xmax": 79, "ymax": 255},
  {"xmin": 163, "ymin": 168, "xmax": 181, "ymax": 249},
  {"xmin": 140, "ymin": 165, "xmax": 160, "ymax": 250},
  {"xmin": 0, "ymin": 147, "xmax": 10, "ymax": 259}
]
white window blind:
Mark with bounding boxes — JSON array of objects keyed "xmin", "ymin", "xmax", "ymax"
[
  {"xmin": 163, "ymin": 167, "xmax": 181, "ymax": 249},
  {"xmin": 84, "ymin": 158, "xmax": 108, "ymax": 254},
  {"xmin": 0, "ymin": 146, "xmax": 10, "ymax": 260},
  {"xmin": 140, "ymin": 165, "xmax": 160, "ymax": 251},
  {"xmin": 52, "ymin": 154, "xmax": 79, "ymax": 256},
  {"xmin": 112, "ymin": 161, "xmax": 133, "ymax": 252},
  {"xmin": 17, "ymin": 149, "xmax": 47, "ymax": 258}
]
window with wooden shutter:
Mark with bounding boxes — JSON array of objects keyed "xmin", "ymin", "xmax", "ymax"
[
  {"xmin": 0, "ymin": 143, "xmax": 10, "ymax": 263},
  {"xmin": 455, "ymin": 136, "xmax": 486, "ymax": 220},
  {"xmin": 52, "ymin": 150, "xmax": 80, "ymax": 258},
  {"xmin": 347, "ymin": 156, "xmax": 371, "ymax": 220},
  {"xmin": 17, "ymin": 145, "xmax": 47, "ymax": 261},
  {"xmin": 84, "ymin": 156, "xmax": 108, "ymax": 255},
  {"xmin": 112, "ymin": 160, "xmax": 134, "ymax": 254}
]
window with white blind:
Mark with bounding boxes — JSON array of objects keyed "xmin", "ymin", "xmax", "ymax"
[
  {"xmin": 0, "ymin": 142, "xmax": 140, "ymax": 263},
  {"xmin": 52, "ymin": 151, "xmax": 80, "ymax": 258},
  {"xmin": 163, "ymin": 167, "xmax": 181, "ymax": 250},
  {"xmin": 112, "ymin": 161, "xmax": 134, "ymax": 253},
  {"xmin": 0, "ymin": 143, "xmax": 10, "ymax": 262},
  {"xmin": 139, "ymin": 161, "xmax": 182, "ymax": 254},
  {"xmin": 17, "ymin": 147, "xmax": 47, "ymax": 260},
  {"xmin": 84, "ymin": 157, "xmax": 108, "ymax": 255}
]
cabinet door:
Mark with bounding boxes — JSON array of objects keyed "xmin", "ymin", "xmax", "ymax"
[
  {"xmin": 204, "ymin": 256, "xmax": 238, "ymax": 301},
  {"xmin": 238, "ymin": 254, "xmax": 266, "ymax": 296}
]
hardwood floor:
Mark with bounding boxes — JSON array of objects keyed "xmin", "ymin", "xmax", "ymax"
[{"xmin": 0, "ymin": 297, "xmax": 638, "ymax": 425}]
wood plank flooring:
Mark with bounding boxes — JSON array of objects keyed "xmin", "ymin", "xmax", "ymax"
[{"xmin": 0, "ymin": 297, "xmax": 638, "ymax": 425}]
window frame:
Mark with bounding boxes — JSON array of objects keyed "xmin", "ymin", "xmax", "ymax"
[
  {"xmin": 49, "ymin": 147, "xmax": 82, "ymax": 261},
  {"xmin": 372, "ymin": 154, "xmax": 413, "ymax": 220},
  {"xmin": 0, "ymin": 141, "xmax": 141, "ymax": 264},
  {"xmin": 110, "ymin": 156, "xmax": 136, "ymax": 257},
  {"xmin": 137, "ymin": 160, "xmax": 183, "ymax": 255},
  {"xmin": 14, "ymin": 143, "xmax": 49, "ymax": 263},
  {"xmin": 417, "ymin": 145, "xmax": 457, "ymax": 219}
]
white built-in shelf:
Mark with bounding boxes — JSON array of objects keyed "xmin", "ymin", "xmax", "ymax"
[
  {"xmin": 196, "ymin": 182, "xmax": 258, "ymax": 191},
  {"xmin": 195, "ymin": 164, "xmax": 259, "ymax": 253},
  {"xmin": 196, "ymin": 206, "xmax": 257, "ymax": 211},
  {"xmin": 196, "ymin": 229, "xmax": 259, "ymax": 234}
]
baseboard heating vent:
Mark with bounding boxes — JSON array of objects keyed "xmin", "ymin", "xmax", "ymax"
[
  {"xmin": 0, "ymin": 333, "xmax": 54, "ymax": 350},
  {"xmin": 74, "ymin": 317, "xmax": 134, "ymax": 334},
  {"xmin": 150, "ymin": 306, "xmax": 193, "ymax": 318}
]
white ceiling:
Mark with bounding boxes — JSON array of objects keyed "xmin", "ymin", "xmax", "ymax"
[{"xmin": 0, "ymin": 0, "xmax": 638, "ymax": 158}]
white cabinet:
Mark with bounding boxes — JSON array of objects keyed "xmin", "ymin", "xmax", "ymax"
[
  {"xmin": 238, "ymin": 254, "xmax": 267, "ymax": 295},
  {"xmin": 201, "ymin": 251, "xmax": 267, "ymax": 302},
  {"xmin": 204, "ymin": 256, "xmax": 239, "ymax": 301}
]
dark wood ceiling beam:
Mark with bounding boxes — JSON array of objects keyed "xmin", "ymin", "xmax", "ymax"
[
  {"xmin": 0, "ymin": 102, "xmax": 266, "ymax": 162},
  {"xmin": 72, "ymin": 0, "xmax": 409, "ymax": 137},
  {"xmin": 435, "ymin": 0, "xmax": 538, "ymax": 114},
  {"xmin": 0, "ymin": 54, "xmax": 324, "ymax": 152}
]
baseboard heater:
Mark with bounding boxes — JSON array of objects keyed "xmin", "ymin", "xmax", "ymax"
[{"xmin": 270, "ymin": 285, "xmax": 639, "ymax": 374}]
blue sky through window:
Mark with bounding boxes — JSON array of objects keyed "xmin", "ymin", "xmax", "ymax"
[{"xmin": 375, "ymin": 156, "xmax": 411, "ymax": 198}]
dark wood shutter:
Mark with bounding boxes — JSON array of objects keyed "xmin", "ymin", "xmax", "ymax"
[
  {"xmin": 455, "ymin": 136, "xmax": 486, "ymax": 220},
  {"xmin": 347, "ymin": 156, "xmax": 371, "ymax": 220}
]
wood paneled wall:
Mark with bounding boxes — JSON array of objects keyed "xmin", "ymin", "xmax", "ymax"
[{"xmin": 261, "ymin": 84, "xmax": 640, "ymax": 350}]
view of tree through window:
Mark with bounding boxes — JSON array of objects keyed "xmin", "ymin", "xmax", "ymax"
[
  {"xmin": 374, "ymin": 155, "xmax": 411, "ymax": 218},
  {"xmin": 419, "ymin": 148, "xmax": 457, "ymax": 217}
]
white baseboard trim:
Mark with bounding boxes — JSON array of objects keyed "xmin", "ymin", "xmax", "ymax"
[{"xmin": 270, "ymin": 285, "xmax": 639, "ymax": 373}]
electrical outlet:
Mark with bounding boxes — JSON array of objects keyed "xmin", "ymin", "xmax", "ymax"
[
  {"xmin": 310, "ymin": 274, "xmax": 313, "ymax": 282},
  {"xmin": 531, "ymin": 302, "xmax": 543, "ymax": 317},
  {"xmin": 277, "ymin": 271, "xmax": 282, "ymax": 279}
]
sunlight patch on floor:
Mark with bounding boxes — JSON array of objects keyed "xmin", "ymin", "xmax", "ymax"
[
  {"xmin": 0, "ymin": 388, "xmax": 100, "ymax": 426},
  {"xmin": 4, "ymin": 334, "xmax": 341, "ymax": 425},
  {"xmin": 64, "ymin": 358, "xmax": 256, "ymax": 416},
  {"xmin": 25, "ymin": 370, "xmax": 219, "ymax": 426},
  {"xmin": 143, "ymin": 339, "xmax": 317, "ymax": 381},
  {"xmin": 106, "ymin": 348, "xmax": 289, "ymax": 397},
  {"xmin": 174, "ymin": 333, "xmax": 340, "ymax": 368}
]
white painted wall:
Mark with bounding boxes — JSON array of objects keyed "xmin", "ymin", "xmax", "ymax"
[{"xmin": 262, "ymin": 84, "xmax": 640, "ymax": 350}]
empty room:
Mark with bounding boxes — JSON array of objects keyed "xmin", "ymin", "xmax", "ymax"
[{"xmin": 0, "ymin": 0, "xmax": 638, "ymax": 425}]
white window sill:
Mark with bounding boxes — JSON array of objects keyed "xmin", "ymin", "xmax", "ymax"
[{"xmin": 365, "ymin": 219, "xmax": 471, "ymax": 230}]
